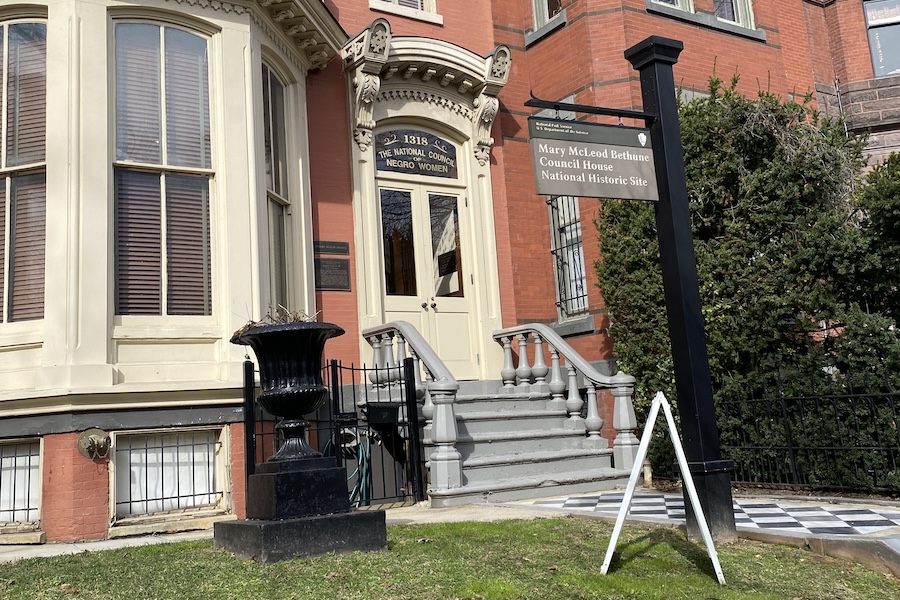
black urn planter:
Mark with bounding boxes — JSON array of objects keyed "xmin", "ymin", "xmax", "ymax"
[
  {"xmin": 218, "ymin": 319, "xmax": 386, "ymax": 564},
  {"xmin": 232, "ymin": 321, "xmax": 344, "ymax": 462}
]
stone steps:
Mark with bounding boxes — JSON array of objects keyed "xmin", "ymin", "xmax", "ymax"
[{"xmin": 426, "ymin": 386, "xmax": 628, "ymax": 505}]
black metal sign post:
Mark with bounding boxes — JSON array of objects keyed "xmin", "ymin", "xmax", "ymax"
[
  {"xmin": 526, "ymin": 35, "xmax": 736, "ymax": 543},
  {"xmin": 624, "ymin": 36, "xmax": 736, "ymax": 542}
]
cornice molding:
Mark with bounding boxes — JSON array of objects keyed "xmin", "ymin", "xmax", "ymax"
[{"xmin": 160, "ymin": 0, "xmax": 346, "ymax": 70}]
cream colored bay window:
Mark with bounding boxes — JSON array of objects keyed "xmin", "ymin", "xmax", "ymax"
[
  {"xmin": 114, "ymin": 23, "xmax": 212, "ymax": 316},
  {"xmin": 262, "ymin": 63, "xmax": 290, "ymax": 312},
  {"xmin": 0, "ymin": 22, "xmax": 46, "ymax": 323}
]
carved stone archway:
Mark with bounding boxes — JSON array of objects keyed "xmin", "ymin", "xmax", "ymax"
[{"xmin": 343, "ymin": 19, "xmax": 510, "ymax": 164}]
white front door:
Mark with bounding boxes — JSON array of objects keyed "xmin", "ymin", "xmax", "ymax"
[{"xmin": 378, "ymin": 182, "xmax": 480, "ymax": 379}]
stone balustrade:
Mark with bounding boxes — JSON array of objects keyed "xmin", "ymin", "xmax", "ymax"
[
  {"xmin": 362, "ymin": 321, "xmax": 462, "ymax": 492},
  {"xmin": 493, "ymin": 324, "xmax": 640, "ymax": 470},
  {"xmin": 361, "ymin": 321, "xmax": 641, "ymax": 498}
]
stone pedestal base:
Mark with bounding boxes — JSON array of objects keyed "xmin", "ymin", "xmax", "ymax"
[
  {"xmin": 247, "ymin": 458, "xmax": 349, "ymax": 520},
  {"xmin": 215, "ymin": 457, "xmax": 387, "ymax": 563},
  {"xmin": 214, "ymin": 509, "xmax": 387, "ymax": 563}
]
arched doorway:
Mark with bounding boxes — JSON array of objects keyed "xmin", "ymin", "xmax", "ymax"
[{"xmin": 343, "ymin": 20, "xmax": 510, "ymax": 379}]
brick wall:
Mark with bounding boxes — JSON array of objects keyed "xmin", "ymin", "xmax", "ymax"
[
  {"xmin": 307, "ymin": 60, "xmax": 362, "ymax": 365},
  {"xmin": 229, "ymin": 424, "xmax": 247, "ymax": 519},
  {"xmin": 41, "ymin": 433, "xmax": 110, "ymax": 542}
]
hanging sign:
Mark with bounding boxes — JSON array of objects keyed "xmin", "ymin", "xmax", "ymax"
[
  {"xmin": 529, "ymin": 117, "xmax": 658, "ymax": 200},
  {"xmin": 375, "ymin": 130, "xmax": 458, "ymax": 179}
]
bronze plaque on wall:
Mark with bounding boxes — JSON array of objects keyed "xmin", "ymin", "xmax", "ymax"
[
  {"xmin": 313, "ymin": 240, "xmax": 350, "ymax": 255},
  {"xmin": 314, "ymin": 258, "xmax": 351, "ymax": 291}
]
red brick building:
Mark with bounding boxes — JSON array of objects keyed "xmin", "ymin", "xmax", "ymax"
[{"xmin": 0, "ymin": 0, "xmax": 896, "ymax": 542}]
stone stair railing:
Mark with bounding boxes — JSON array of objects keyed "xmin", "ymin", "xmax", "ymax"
[
  {"xmin": 493, "ymin": 324, "xmax": 640, "ymax": 470},
  {"xmin": 362, "ymin": 321, "xmax": 463, "ymax": 492}
]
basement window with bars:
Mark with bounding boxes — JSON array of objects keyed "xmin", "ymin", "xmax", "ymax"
[
  {"xmin": 548, "ymin": 196, "xmax": 588, "ymax": 320},
  {"xmin": 114, "ymin": 430, "xmax": 224, "ymax": 519},
  {"xmin": 0, "ymin": 21, "xmax": 47, "ymax": 323},
  {"xmin": 0, "ymin": 440, "xmax": 40, "ymax": 527},
  {"xmin": 113, "ymin": 22, "xmax": 212, "ymax": 316}
]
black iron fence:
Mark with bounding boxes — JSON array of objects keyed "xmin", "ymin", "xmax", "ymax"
[
  {"xmin": 243, "ymin": 359, "xmax": 426, "ymax": 509},
  {"xmin": 718, "ymin": 371, "xmax": 900, "ymax": 494}
]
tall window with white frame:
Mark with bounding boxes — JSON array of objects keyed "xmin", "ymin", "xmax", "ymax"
[
  {"xmin": 548, "ymin": 196, "xmax": 588, "ymax": 320},
  {"xmin": 532, "ymin": 0, "xmax": 563, "ymax": 29},
  {"xmin": 713, "ymin": 0, "xmax": 754, "ymax": 28},
  {"xmin": 0, "ymin": 21, "xmax": 46, "ymax": 323},
  {"xmin": 865, "ymin": 0, "xmax": 900, "ymax": 77},
  {"xmin": 113, "ymin": 23, "xmax": 212, "ymax": 316},
  {"xmin": 261, "ymin": 63, "xmax": 290, "ymax": 312}
]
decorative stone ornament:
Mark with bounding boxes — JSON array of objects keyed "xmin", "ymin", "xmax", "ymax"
[
  {"xmin": 248, "ymin": 0, "xmax": 347, "ymax": 71},
  {"xmin": 77, "ymin": 428, "xmax": 111, "ymax": 460},
  {"xmin": 342, "ymin": 19, "xmax": 511, "ymax": 160}
]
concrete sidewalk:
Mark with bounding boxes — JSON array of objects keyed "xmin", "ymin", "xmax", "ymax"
[{"xmin": 0, "ymin": 489, "xmax": 898, "ymax": 578}]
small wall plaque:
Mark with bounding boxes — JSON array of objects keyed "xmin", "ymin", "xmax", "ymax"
[
  {"xmin": 315, "ymin": 258, "xmax": 351, "ymax": 291},
  {"xmin": 314, "ymin": 240, "xmax": 350, "ymax": 255}
]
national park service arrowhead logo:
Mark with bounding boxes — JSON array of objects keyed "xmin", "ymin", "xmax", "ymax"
[{"xmin": 638, "ymin": 132, "xmax": 648, "ymax": 147}]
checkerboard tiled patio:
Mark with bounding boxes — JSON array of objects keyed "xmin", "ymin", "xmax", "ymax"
[{"xmin": 530, "ymin": 491, "xmax": 900, "ymax": 536}]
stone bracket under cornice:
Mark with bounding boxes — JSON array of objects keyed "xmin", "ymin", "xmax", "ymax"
[
  {"xmin": 252, "ymin": 0, "xmax": 347, "ymax": 70},
  {"xmin": 342, "ymin": 19, "xmax": 510, "ymax": 164}
]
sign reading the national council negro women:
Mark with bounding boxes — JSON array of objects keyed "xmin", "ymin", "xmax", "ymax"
[
  {"xmin": 375, "ymin": 130, "xmax": 458, "ymax": 179},
  {"xmin": 529, "ymin": 117, "xmax": 658, "ymax": 201}
]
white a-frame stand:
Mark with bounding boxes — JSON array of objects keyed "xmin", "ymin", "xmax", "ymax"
[{"xmin": 600, "ymin": 391, "xmax": 726, "ymax": 585}]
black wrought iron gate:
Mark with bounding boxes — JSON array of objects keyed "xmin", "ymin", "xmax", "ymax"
[{"xmin": 243, "ymin": 358, "xmax": 426, "ymax": 508}]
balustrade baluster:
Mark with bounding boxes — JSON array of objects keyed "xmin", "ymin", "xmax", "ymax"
[
  {"xmin": 516, "ymin": 334, "xmax": 533, "ymax": 389},
  {"xmin": 500, "ymin": 336, "xmax": 516, "ymax": 390},
  {"xmin": 584, "ymin": 383, "xmax": 607, "ymax": 448},
  {"xmin": 531, "ymin": 334, "xmax": 549, "ymax": 392},
  {"xmin": 382, "ymin": 333, "xmax": 398, "ymax": 385},
  {"xmin": 368, "ymin": 335, "xmax": 382, "ymax": 385},
  {"xmin": 565, "ymin": 363, "xmax": 584, "ymax": 428},
  {"xmin": 547, "ymin": 347, "xmax": 566, "ymax": 411}
]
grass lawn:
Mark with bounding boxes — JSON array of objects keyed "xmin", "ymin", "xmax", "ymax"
[{"xmin": 0, "ymin": 517, "xmax": 896, "ymax": 599}]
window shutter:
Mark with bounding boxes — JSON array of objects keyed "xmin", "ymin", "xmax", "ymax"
[
  {"xmin": 115, "ymin": 24, "xmax": 161, "ymax": 164},
  {"xmin": 6, "ymin": 24, "xmax": 46, "ymax": 167},
  {"xmin": 166, "ymin": 174, "xmax": 210, "ymax": 315},
  {"xmin": 8, "ymin": 174, "xmax": 45, "ymax": 321},
  {"xmin": 165, "ymin": 29, "xmax": 210, "ymax": 169},
  {"xmin": 116, "ymin": 169, "xmax": 161, "ymax": 315}
]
